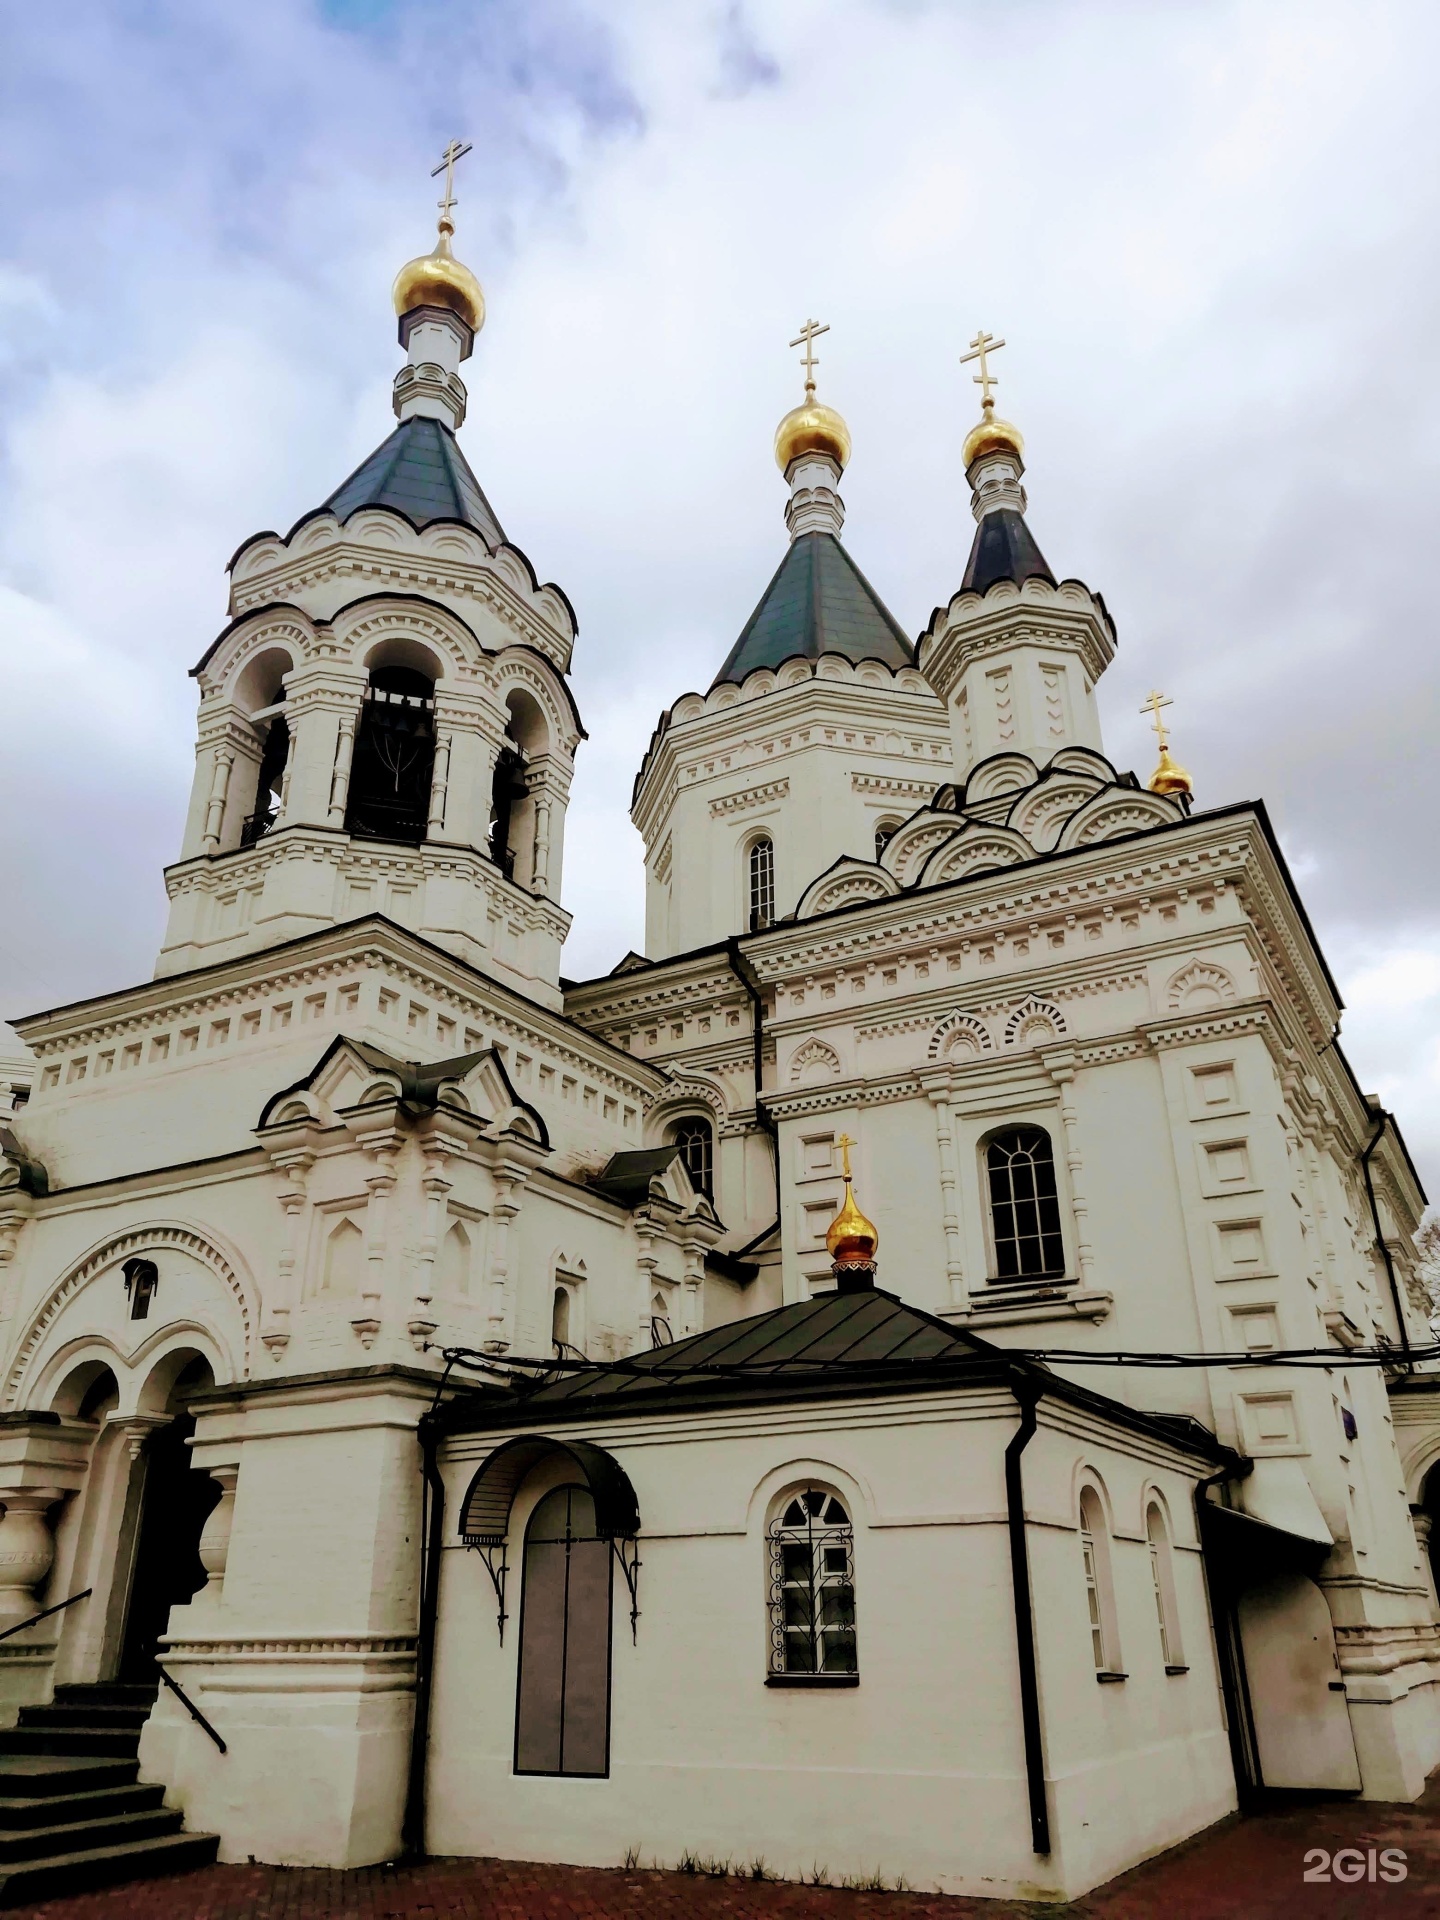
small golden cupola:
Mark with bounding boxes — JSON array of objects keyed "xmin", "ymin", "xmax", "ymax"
[
  {"xmin": 775, "ymin": 317, "xmax": 852, "ymax": 476},
  {"xmin": 390, "ymin": 140, "xmax": 485, "ymax": 433},
  {"xmin": 825, "ymin": 1134, "xmax": 879, "ymax": 1292},
  {"xmin": 1141, "ymin": 690, "xmax": 1194, "ymax": 799},
  {"xmin": 959, "ymin": 328, "xmax": 1024, "ymax": 470},
  {"xmin": 392, "ymin": 139, "xmax": 485, "ymax": 338}
]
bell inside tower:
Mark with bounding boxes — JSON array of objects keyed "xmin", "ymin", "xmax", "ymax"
[{"xmin": 345, "ymin": 664, "xmax": 437, "ymax": 844}]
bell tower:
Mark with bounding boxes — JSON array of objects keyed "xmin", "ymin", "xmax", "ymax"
[{"xmin": 157, "ymin": 149, "xmax": 581, "ymax": 1008}]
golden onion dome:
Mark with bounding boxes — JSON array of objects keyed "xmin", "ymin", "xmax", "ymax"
[
  {"xmin": 962, "ymin": 404, "xmax": 1024, "ymax": 470},
  {"xmin": 775, "ymin": 398, "xmax": 852, "ymax": 475},
  {"xmin": 1148, "ymin": 744, "xmax": 1194, "ymax": 797},
  {"xmin": 826, "ymin": 1176, "xmax": 879, "ymax": 1267},
  {"xmin": 392, "ymin": 225, "xmax": 485, "ymax": 335}
]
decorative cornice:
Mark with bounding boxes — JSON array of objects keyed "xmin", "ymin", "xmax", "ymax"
[{"xmin": 709, "ymin": 779, "xmax": 791, "ymax": 819}]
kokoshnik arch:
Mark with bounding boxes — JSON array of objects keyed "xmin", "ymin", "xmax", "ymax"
[{"xmin": 0, "ymin": 154, "xmax": 1435, "ymax": 1903}]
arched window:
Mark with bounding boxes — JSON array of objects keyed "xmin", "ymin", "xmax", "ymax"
[
  {"xmin": 985, "ymin": 1127, "xmax": 1065, "ymax": 1281},
  {"xmin": 345, "ymin": 665, "xmax": 436, "ymax": 844},
  {"xmin": 514, "ymin": 1484, "xmax": 612, "ymax": 1777},
  {"xmin": 874, "ymin": 819, "xmax": 899, "ymax": 861},
  {"xmin": 768, "ymin": 1488, "xmax": 857, "ymax": 1680},
  {"xmin": 671, "ymin": 1116, "xmax": 714, "ymax": 1198},
  {"xmin": 650, "ymin": 1290, "xmax": 673, "ymax": 1346},
  {"xmin": 242, "ymin": 706, "xmax": 289, "ymax": 846},
  {"xmin": 488, "ymin": 724, "xmax": 528, "ymax": 881},
  {"xmin": 1146, "ymin": 1501, "xmax": 1184, "ymax": 1670},
  {"xmin": 552, "ymin": 1286, "xmax": 571, "ymax": 1351},
  {"xmin": 122, "ymin": 1259, "xmax": 158, "ymax": 1322},
  {"xmin": 1079, "ymin": 1485, "xmax": 1122, "ymax": 1677},
  {"xmin": 748, "ymin": 836, "xmax": 775, "ymax": 931}
]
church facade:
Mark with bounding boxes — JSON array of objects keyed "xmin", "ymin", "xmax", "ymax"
[{"xmin": 0, "ymin": 191, "xmax": 1437, "ymax": 1902}]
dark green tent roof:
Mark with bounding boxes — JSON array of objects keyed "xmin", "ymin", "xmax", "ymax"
[
  {"xmin": 961, "ymin": 508, "xmax": 1054, "ymax": 596},
  {"xmin": 710, "ymin": 532, "xmax": 914, "ymax": 689},
  {"xmin": 322, "ymin": 417, "xmax": 505, "ymax": 545}
]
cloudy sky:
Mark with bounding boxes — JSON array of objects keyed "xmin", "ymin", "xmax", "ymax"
[{"xmin": 1, "ymin": 0, "xmax": 1438, "ymax": 1189}]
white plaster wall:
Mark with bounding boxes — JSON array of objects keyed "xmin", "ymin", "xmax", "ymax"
[{"xmin": 426, "ymin": 1401, "xmax": 1230, "ymax": 1901}]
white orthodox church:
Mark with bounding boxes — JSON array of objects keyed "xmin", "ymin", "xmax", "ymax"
[{"xmin": 0, "ymin": 173, "xmax": 1438, "ymax": 1906}]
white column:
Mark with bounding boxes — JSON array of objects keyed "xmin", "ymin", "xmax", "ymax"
[
  {"xmin": 484, "ymin": 1164, "xmax": 528, "ymax": 1353},
  {"xmin": 327, "ymin": 714, "xmax": 357, "ymax": 827},
  {"xmin": 356, "ymin": 1143, "xmax": 398, "ymax": 1349},
  {"xmin": 410, "ymin": 1155, "xmax": 453, "ymax": 1350},
  {"xmin": 1049, "ymin": 1055, "xmax": 1094, "ymax": 1286},
  {"xmin": 928, "ymin": 1089, "xmax": 968, "ymax": 1308},
  {"xmin": 201, "ymin": 750, "xmax": 235, "ymax": 853},
  {"xmin": 197, "ymin": 1467, "xmax": 239, "ymax": 1595},
  {"xmin": 426, "ymin": 731, "xmax": 452, "ymax": 838},
  {"xmin": 262, "ymin": 1150, "xmax": 313, "ymax": 1359}
]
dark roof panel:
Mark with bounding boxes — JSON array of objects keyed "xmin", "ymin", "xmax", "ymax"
[
  {"xmin": 711, "ymin": 533, "xmax": 914, "ymax": 689},
  {"xmin": 322, "ymin": 417, "xmax": 505, "ymax": 545},
  {"xmin": 960, "ymin": 509, "xmax": 1055, "ymax": 596}
]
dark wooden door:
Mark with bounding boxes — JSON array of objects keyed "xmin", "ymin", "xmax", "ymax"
[
  {"xmin": 514, "ymin": 1485, "xmax": 612, "ymax": 1776},
  {"xmin": 119, "ymin": 1414, "xmax": 221, "ymax": 1680}
]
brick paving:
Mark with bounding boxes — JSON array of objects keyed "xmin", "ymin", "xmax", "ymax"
[{"xmin": 7, "ymin": 1779, "xmax": 1440, "ymax": 1920}]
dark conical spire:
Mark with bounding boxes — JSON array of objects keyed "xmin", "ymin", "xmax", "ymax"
[
  {"xmin": 710, "ymin": 533, "xmax": 914, "ymax": 689},
  {"xmin": 322, "ymin": 417, "xmax": 505, "ymax": 545},
  {"xmin": 960, "ymin": 509, "xmax": 1055, "ymax": 595}
]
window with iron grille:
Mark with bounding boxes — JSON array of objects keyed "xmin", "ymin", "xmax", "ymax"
[
  {"xmin": 748, "ymin": 837, "xmax": 775, "ymax": 930},
  {"xmin": 672, "ymin": 1116, "xmax": 714, "ymax": 1198},
  {"xmin": 768, "ymin": 1489, "xmax": 856, "ymax": 1679},
  {"xmin": 985, "ymin": 1126, "xmax": 1065, "ymax": 1281}
]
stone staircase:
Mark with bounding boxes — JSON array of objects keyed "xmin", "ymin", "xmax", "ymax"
[{"xmin": 0, "ymin": 1684, "xmax": 218, "ymax": 1904}]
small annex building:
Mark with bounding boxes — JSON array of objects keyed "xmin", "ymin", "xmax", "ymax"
[{"xmin": 418, "ymin": 1282, "xmax": 1243, "ymax": 1900}]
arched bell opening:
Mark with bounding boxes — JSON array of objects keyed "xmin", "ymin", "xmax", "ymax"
[
  {"xmin": 117, "ymin": 1352, "xmax": 221, "ymax": 1682},
  {"xmin": 489, "ymin": 688, "xmax": 548, "ymax": 887},
  {"xmin": 346, "ymin": 660, "xmax": 437, "ymax": 845},
  {"xmin": 233, "ymin": 645, "xmax": 294, "ymax": 849}
]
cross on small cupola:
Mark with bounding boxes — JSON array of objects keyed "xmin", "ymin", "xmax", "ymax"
[
  {"xmin": 1141, "ymin": 689, "xmax": 1194, "ymax": 798},
  {"xmin": 959, "ymin": 327, "xmax": 1025, "ymax": 475}
]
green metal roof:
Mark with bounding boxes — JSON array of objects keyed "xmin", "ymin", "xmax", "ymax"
[
  {"xmin": 322, "ymin": 417, "xmax": 505, "ymax": 544},
  {"xmin": 961, "ymin": 508, "xmax": 1055, "ymax": 595},
  {"xmin": 710, "ymin": 533, "xmax": 914, "ymax": 689}
]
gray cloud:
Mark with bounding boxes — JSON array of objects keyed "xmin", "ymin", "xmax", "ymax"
[{"xmin": 1, "ymin": 0, "xmax": 1437, "ymax": 1184}]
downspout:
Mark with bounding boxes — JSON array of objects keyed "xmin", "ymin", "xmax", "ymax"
[
  {"xmin": 402, "ymin": 1409, "xmax": 447, "ymax": 1858},
  {"xmin": 1361, "ymin": 1112, "xmax": 1412, "ymax": 1368},
  {"xmin": 726, "ymin": 938, "xmax": 781, "ymax": 1231},
  {"xmin": 1005, "ymin": 1372, "xmax": 1049, "ymax": 1856},
  {"xmin": 1193, "ymin": 1466, "xmax": 1260, "ymax": 1806}
]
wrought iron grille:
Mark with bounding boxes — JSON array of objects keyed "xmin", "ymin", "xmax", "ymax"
[
  {"xmin": 768, "ymin": 1490, "xmax": 856, "ymax": 1676},
  {"xmin": 985, "ymin": 1126, "xmax": 1066, "ymax": 1281}
]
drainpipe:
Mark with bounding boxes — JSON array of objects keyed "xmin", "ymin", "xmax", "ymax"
[
  {"xmin": 1004, "ymin": 1372, "xmax": 1049, "ymax": 1856},
  {"xmin": 726, "ymin": 938, "xmax": 781, "ymax": 1232},
  {"xmin": 1193, "ymin": 1465, "xmax": 1262, "ymax": 1807},
  {"xmin": 1361, "ymin": 1112, "xmax": 1412, "ymax": 1368},
  {"xmin": 402, "ymin": 1411, "xmax": 446, "ymax": 1858}
]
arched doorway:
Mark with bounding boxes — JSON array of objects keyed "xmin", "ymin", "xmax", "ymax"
[{"xmin": 118, "ymin": 1356, "xmax": 221, "ymax": 1680}]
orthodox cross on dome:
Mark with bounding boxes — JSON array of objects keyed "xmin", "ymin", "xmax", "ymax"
[
  {"xmin": 1141, "ymin": 688, "xmax": 1174, "ymax": 753},
  {"xmin": 960, "ymin": 329, "xmax": 1006, "ymax": 413},
  {"xmin": 431, "ymin": 138, "xmax": 473, "ymax": 230},
  {"xmin": 836, "ymin": 1132, "xmax": 854, "ymax": 1179},
  {"xmin": 790, "ymin": 318, "xmax": 830, "ymax": 399}
]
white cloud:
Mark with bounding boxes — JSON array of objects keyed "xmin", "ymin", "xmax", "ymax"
[{"xmin": 0, "ymin": 0, "xmax": 1436, "ymax": 1190}]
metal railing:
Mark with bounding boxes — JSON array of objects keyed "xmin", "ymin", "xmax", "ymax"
[
  {"xmin": 156, "ymin": 1664, "xmax": 227, "ymax": 1754},
  {"xmin": 239, "ymin": 808, "xmax": 277, "ymax": 847},
  {"xmin": 0, "ymin": 1588, "xmax": 91, "ymax": 1646}
]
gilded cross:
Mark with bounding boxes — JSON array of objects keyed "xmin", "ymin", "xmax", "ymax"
[
  {"xmin": 959, "ymin": 329, "xmax": 1006, "ymax": 407},
  {"xmin": 1141, "ymin": 689, "xmax": 1173, "ymax": 752},
  {"xmin": 836, "ymin": 1132, "xmax": 854, "ymax": 1179},
  {"xmin": 431, "ymin": 138, "xmax": 473, "ymax": 224},
  {"xmin": 790, "ymin": 318, "xmax": 830, "ymax": 397}
]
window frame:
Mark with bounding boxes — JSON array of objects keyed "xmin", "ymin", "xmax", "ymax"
[
  {"xmin": 1078, "ymin": 1483, "xmax": 1124, "ymax": 1680},
  {"xmin": 670, "ymin": 1114, "xmax": 715, "ymax": 1199},
  {"xmin": 765, "ymin": 1487, "xmax": 859, "ymax": 1688},
  {"xmin": 747, "ymin": 834, "xmax": 776, "ymax": 931},
  {"xmin": 982, "ymin": 1124, "xmax": 1068, "ymax": 1285},
  {"xmin": 1145, "ymin": 1499, "xmax": 1186, "ymax": 1673}
]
